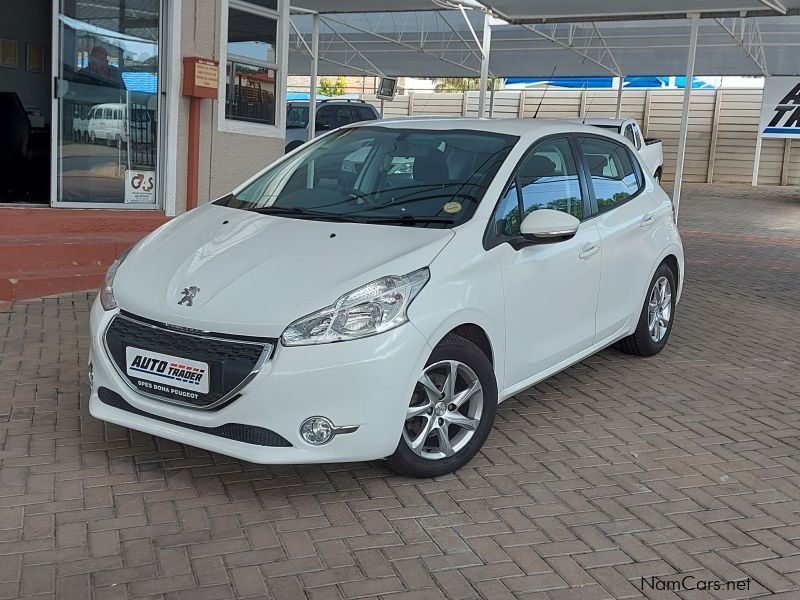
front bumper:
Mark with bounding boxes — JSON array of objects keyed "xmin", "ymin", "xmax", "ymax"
[{"xmin": 88, "ymin": 298, "xmax": 432, "ymax": 464}]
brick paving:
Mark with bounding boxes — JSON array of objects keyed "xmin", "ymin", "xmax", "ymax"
[{"xmin": 1, "ymin": 183, "xmax": 799, "ymax": 600}]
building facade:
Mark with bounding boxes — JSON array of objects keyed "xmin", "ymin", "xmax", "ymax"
[{"xmin": 1, "ymin": 0, "xmax": 290, "ymax": 216}]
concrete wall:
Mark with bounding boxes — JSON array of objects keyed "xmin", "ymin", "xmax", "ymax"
[
  {"xmin": 0, "ymin": 0, "xmax": 51, "ymax": 123},
  {"xmin": 174, "ymin": 0, "xmax": 285, "ymax": 214}
]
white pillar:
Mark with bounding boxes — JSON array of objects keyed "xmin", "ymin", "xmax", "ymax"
[
  {"xmin": 615, "ymin": 77, "xmax": 625, "ymax": 118},
  {"xmin": 489, "ymin": 78, "xmax": 496, "ymax": 117},
  {"xmin": 672, "ymin": 13, "xmax": 700, "ymax": 223},
  {"xmin": 752, "ymin": 134, "xmax": 763, "ymax": 185},
  {"xmin": 478, "ymin": 13, "xmax": 491, "ymax": 118},
  {"xmin": 309, "ymin": 13, "xmax": 319, "ymax": 139}
]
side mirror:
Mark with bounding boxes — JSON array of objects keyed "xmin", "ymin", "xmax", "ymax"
[{"xmin": 519, "ymin": 209, "xmax": 580, "ymax": 244}]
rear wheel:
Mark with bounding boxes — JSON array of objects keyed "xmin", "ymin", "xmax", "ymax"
[
  {"xmin": 614, "ymin": 262, "xmax": 676, "ymax": 356},
  {"xmin": 386, "ymin": 334, "xmax": 497, "ymax": 478}
]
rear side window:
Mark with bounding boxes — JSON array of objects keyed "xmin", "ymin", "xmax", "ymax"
[
  {"xmin": 333, "ymin": 106, "xmax": 356, "ymax": 127},
  {"xmin": 579, "ymin": 136, "xmax": 641, "ymax": 212},
  {"xmin": 354, "ymin": 105, "xmax": 377, "ymax": 121}
]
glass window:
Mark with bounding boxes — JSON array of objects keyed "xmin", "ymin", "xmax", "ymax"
[
  {"xmin": 218, "ymin": 127, "xmax": 517, "ymax": 229},
  {"xmin": 490, "ymin": 137, "xmax": 583, "ymax": 240},
  {"xmin": 225, "ymin": 4, "xmax": 279, "ymax": 125},
  {"xmin": 286, "ymin": 104, "xmax": 309, "ymax": 128},
  {"xmin": 315, "ymin": 106, "xmax": 337, "ymax": 131},
  {"xmin": 56, "ymin": 0, "xmax": 160, "ymax": 206},
  {"xmin": 623, "ymin": 125, "xmax": 636, "ymax": 145},
  {"xmin": 579, "ymin": 136, "xmax": 641, "ymax": 212},
  {"xmin": 355, "ymin": 105, "xmax": 377, "ymax": 121}
]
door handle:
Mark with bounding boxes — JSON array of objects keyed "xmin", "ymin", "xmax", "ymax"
[
  {"xmin": 640, "ymin": 214, "xmax": 655, "ymax": 228},
  {"xmin": 579, "ymin": 243, "xmax": 599, "ymax": 260}
]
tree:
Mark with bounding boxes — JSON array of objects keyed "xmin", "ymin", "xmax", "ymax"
[
  {"xmin": 318, "ymin": 75, "xmax": 347, "ymax": 96},
  {"xmin": 433, "ymin": 77, "xmax": 505, "ymax": 92}
]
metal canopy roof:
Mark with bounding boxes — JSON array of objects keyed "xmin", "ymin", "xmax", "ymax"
[
  {"xmin": 288, "ymin": 8, "xmax": 800, "ymax": 77},
  {"xmin": 292, "ymin": 0, "xmax": 800, "ymax": 20}
]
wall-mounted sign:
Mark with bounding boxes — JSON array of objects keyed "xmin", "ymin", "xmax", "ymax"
[
  {"xmin": 125, "ymin": 170, "xmax": 156, "ymax": 204},
  {"xmin": 182, "ymin": 57, "xmax": 219, "ymax": 98},
  {"xmin": 759, "ymin": 77, "xmax": 800, "ymax": 139}
]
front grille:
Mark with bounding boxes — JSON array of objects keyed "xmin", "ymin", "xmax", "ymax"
[
  {"xmin": 98, "ymin": 387, "xmax": 292, "ymax": 447},
  {"xmin": 104, "ymin": 312, "xmax": 275, "ymax": 409}
]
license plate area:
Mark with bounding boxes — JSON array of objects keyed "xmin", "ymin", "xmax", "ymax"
[{"xmin": 126, "ymin": 347, "xmax": 210, "ymax": 395}]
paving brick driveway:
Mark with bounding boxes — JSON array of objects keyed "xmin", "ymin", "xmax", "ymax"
[{"xmin": 1, "ymin": 184, "xmax": 799, "ymax": 600}]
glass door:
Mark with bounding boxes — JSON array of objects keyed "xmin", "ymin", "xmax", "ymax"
[{"xmin": 53, "ymin": 0, "xmax": 161, "ymax": 207}]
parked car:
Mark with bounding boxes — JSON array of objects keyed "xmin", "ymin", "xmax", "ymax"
[
  {"xmin": 565, "ymin": 117, "xmax": 664, "ymax": 183},
  {"xmin": 89, "ymin": 118, "xmax": 683, "ymax": 478},
  {"xmin": 74, "ymin": 103, "xmax": 153, "ymax": 146},
  {"xmin": 285, "ymin": 98, "xmax": 380, "ymax": 153}
]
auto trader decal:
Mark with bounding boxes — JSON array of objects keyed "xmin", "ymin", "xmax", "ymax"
[{"xmin": 125, "ymin": 347, "xmax": 209, "ymax": 394}]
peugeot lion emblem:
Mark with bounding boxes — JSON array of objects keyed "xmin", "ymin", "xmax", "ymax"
[{"xmin": 178, "ymin": 286, "xmax": 200, "ymax": 306}]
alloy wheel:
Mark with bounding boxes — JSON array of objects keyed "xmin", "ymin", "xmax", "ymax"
[
  {"xmin": 648, "ymin": 276, "xmax": 672, "ymax": 342},
  {"xmin": 402, "ymin": 360, "xmax": 484, "ymax": 460}
]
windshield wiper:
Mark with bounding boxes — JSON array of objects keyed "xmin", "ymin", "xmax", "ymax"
[
  {"xmin": 249, "ymin": 206, "xmax": 362, "ymax": 222},
  {"xmin": 365, "ymin": 215, "xmax": 453, "ymax": 225}
]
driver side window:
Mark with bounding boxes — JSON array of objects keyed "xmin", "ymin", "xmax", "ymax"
[{"xmin": 490, "ymin": 137, "xmax": 584, "ymax": 241}]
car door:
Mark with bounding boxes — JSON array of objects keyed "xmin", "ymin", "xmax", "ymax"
[
  {"xmin": 487, "ymin": 136, "xmax": 602, "ymax": 387},
  {"xmin": 577, "ymin": 135, "xmax": 668, "ymax": 341}
]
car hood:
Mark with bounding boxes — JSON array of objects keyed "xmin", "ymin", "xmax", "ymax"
[{"xmin": 114, "ymin": 204, "xmax": 454, "ymax": 337}]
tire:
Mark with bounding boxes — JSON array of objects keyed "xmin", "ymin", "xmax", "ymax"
[
  {"xmin": 285, "ymin": 141, "xmax": 303, "ymax": 154},
  {"xmin": 614, "ymin": 261, "xmax": 677, "ymax": 356},
  {"xmin": 654, "ymin": 169, "xmax": 663, "ymax": 186},
  {"xmin": 386, "ymin": 334, "xmax": 497, "ymax": 478}
]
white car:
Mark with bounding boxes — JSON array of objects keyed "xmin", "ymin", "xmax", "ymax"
[
  {"xmin": 75, "ymin": 103, "xmax": 153, "ymax": 146},
  {"xmin": 88, "ymin": 118, "xmax": 683, "ymax": 478},
  {"xmin": 566, "ymin": 117, "xmax": 664, "ymax": 184}
]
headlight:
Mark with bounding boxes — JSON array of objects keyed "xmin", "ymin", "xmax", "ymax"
[
  {"xmin": 281, "ymin": 267, "xmax": 430, "ymax": 346},
  {"xmin": 99, "ymin": 247, "xmax": 132, "ymax": 311}
]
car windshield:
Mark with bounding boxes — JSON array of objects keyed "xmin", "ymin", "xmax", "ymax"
[{"xmin": 216, "ymin": 126, "xmax": 518, "ymax": 228}]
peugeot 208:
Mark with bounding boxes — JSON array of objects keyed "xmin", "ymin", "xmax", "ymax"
[{"xmin": 89, "ymin": 118, "xmax": 683, "ymax": 477}]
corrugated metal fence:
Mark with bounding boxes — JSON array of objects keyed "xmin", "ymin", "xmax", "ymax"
[{"xmin": 360, "ymin": 89, "xmax": 799, "ymax": 186}]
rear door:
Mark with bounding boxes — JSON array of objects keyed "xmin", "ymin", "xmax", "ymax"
[{"xmin": 576, "ymin": 135, "xmax": 668, "ymax": 341}]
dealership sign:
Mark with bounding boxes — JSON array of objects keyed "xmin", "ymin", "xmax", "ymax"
[
  {"xmin": 125, "ymin": 170, "xmax": 156, "ymax": 203},
  {"xmin": 759, "ymin": 77, "xmax": 800, "ymax": 139}
]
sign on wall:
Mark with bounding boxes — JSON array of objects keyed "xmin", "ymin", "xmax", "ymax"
[
  {"xmin": 759, "ymin": 77, "xmax": 800, "ymax": 139},
  {"xmin": 125, "ymin": 170, "xmax": 156, "ymax": 203}
]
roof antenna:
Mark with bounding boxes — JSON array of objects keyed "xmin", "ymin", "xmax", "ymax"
[{"xmin": 533, "ymin": 66, "xmax": 557, "ymax": 119}]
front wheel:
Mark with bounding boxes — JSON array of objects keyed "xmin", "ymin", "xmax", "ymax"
[
  {"xmin": 614, "ymin": 262, "xmax": 677, "ymax": 356},
  {"xmin": 386, "ymin": 334, "xmax": 497, "ymax": 478}
]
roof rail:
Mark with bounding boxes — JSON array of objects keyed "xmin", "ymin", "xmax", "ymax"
[{"xmin": 318, "ymin": 98, "xmax": 367, "ymax": 104}]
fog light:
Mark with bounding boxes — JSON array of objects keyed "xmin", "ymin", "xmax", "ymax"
[
  {"xmin": 88, "ymin": 362, "xmax": 94, "ymax": 388},
  {"xmin": 300, "ymin": 417, "xmax": 334, "ymax": 445}
]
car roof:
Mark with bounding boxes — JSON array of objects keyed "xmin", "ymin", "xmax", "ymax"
[
  {"xmin": 563, "ymin": 117, "xmax": 630, "ymax": 127},
  {"xmin": 348, "ymin": 117, "xmax": 622, "ymax": 140}
]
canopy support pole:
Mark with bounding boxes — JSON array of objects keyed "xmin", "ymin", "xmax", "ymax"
[
  {"xmin": 478, "ymin": 13, "xmax": 491, "ymax": 118},
  {"xmin": 309, "ymin": 13, "xmax": 319, "ymax": 140},
  {"xmin": 489, "ymin": 78, "xmax": 496, "ymax": 117},
  {"xmin": 672, "ymin": 12, "xmax": 700, "ymax": 223},
  {"xmin": 752, "ymin": 134, "xmax": 763, "ymax": 185},
  {"xmin": 615, "ymin": 77, "xmax": 624, "ymax": 118}
]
